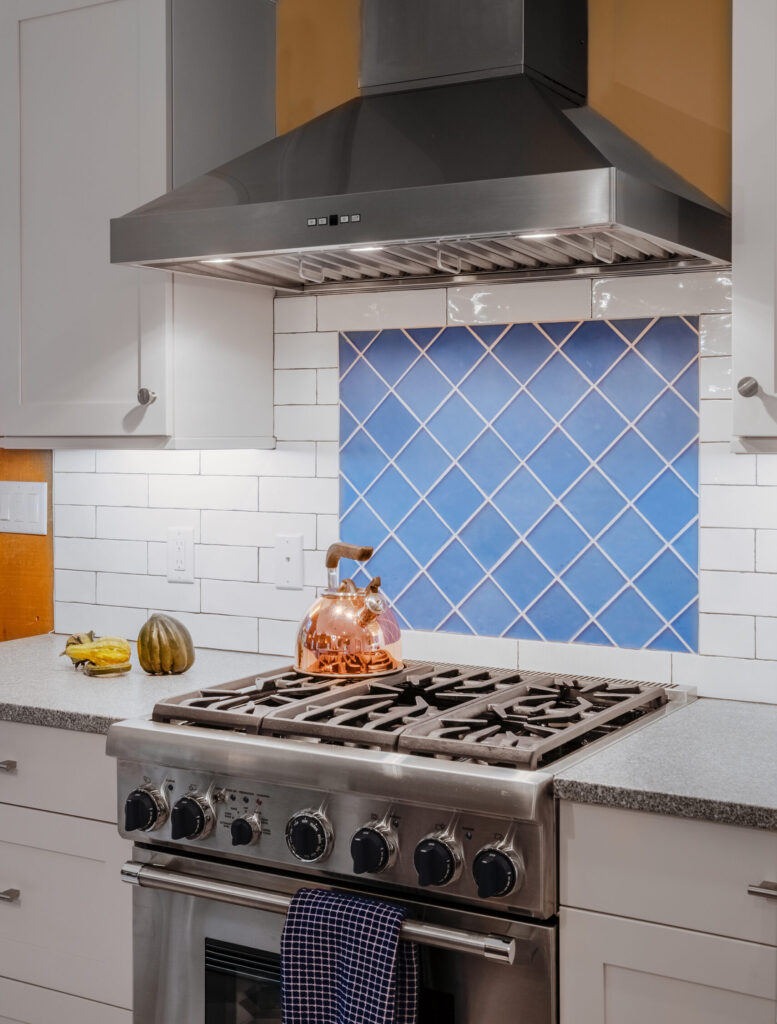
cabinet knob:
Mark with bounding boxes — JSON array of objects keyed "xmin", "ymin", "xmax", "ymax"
[
  {"xmin": 137, "ymin": 387, "xmax": 157, "ymax": 407},
  {"xmin": 737, "ymin": 376, "xmax": 759, "ymax": 398},
  {"xmin": 0, "ymin": 888, "xmax": 20, "ymax": 903},
  {"xmin": 0, "ymin": 760, "xmax": 17, "ymax": 773}
]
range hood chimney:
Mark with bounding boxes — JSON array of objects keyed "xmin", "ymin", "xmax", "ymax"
[{"xmin": 110, "ymin": 0, "xmax": 730, "ymax": 293}]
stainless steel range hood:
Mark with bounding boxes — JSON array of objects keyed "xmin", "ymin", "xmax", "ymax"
[{"xmin": 110, "ymin": 0, "xmax": 730, "ymax": 293}]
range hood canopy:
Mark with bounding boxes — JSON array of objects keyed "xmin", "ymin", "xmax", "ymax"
[{"xmin": 110, "ymin": 0, "xmax": 730, "ymax": 293}]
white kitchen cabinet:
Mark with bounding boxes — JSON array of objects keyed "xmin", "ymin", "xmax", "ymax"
[
  {"xmin": 0, "ymin": 0, "xmax": 276, "ymax": 449},
  {"xmin": 0, "ymin": 978, "xmax": 130, "ymax": 1024}
]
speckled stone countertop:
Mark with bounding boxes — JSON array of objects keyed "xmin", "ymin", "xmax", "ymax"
[
  {"xmin": 554, "ymin": 698, "xmax": 777, "ymax": 831},
  {"xmin": 0, "ymin": 633, "xmax": 287, "ymax": 734}
]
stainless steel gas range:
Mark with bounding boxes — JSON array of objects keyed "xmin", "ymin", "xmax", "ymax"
[{"xmin": 107, "ymin": 662, "xmax": 691, "ymax": 1023}]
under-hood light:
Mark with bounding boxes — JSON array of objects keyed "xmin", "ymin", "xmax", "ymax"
[
  {"xmin": 518, "ymin": 232, "xmax": 557, "ymax": 241},
  {"xmin": 350, "ymin": 246, "xmax": 384, "ymax": 253},
  {"xmin": 202, "ymin": 257, "xmax": 235, "ymax": 264}
]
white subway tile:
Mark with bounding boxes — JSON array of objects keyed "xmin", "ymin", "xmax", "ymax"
[
  {"xmin": 95, "ymin": 449, "xmax": 199, "ymax": 474},
  {"xmin": 448, "ymin": 280, "xmax": 591, "ymax": 326},
  {"xmin": 274, "ymin": 369, "xmax": 317, "ymax": 405},
  {"xmin": 55, "ymin": 537, "xmax": 147, "ymax": 574},
  {"xmin": 518, "ymin": 639, "xmax": 671, "ymax": 683},
  {"xmin": 756, "ymin": 454, "xmax": 777, "ymax": 485},
  {"xmin": 201, "ymin": 443, "xmax": 316, "ymax": 478},
  {"xmin": 97, "ymin": 573, "xmax": 201, "ymax": 613},
  {"xmin": 318, "ymin": 289, "xmax": 446, "ymax": 331},
  {"xmin": 401, "ymin": 629, "xmax": 519, "ymax": 669},
  {"xmin": 699, "ymin": 314, "xmax": 731, "ymax": 356},
  {"xmin": 699, "ymin": 357, "xmax": 731, "ymax": 399},
  {"xmin": 202, "ymin": 579, "xmax": 314, "ymax": 619},
  {"xmin": 317, "ymin": 514, "xmax": 339, "ymax": 549},
  {"xmin": 317, "ymin": 368, "xmax": 339, "ymax": 405},
  {"xmin": 53, "ymin": 449, "xmax": 95, "ymax": 472},
  {"xmin": 316, "ymin": 442, "xmax": 339, "ymax": 478},
  {"xmin": 54, "ymin": 569, "xmax": 96, "ymax": 604},
  {"xmin": 149, "ymin": 475, "xmax": 257, "ymax": 511},
  {"xmin": 96, "ymin": 506, "xmax": 201, "ymax": 542},
  {"xmin": 54, "ymin": 601, "xmax": 149, "ymax": 640},
  {"xmin": 197, "ymin": 545, "xmax": 258, "ymax": 582},
  {"xmin": 55, "ymin": 473, "xmax": 147, "ymax": 507},
  {"xmin": 671, "ymin": 652, "xmax": 777, "ymax": 703},
  {"xmin": 274, "ymin": 332, "xmax": 338, "ymax": 369},
  {"xmin": 698, "ymin": 613, "xmax": 754, "ymax": 658},
  {"xmin": 592, "ymin": 271, "xmax": 731, "ymax": 318},
  {"xmin": 275, "ymin": 405, "xmax": 339, "ymax": 441},
  {"xmin": 274, "ymin": 295, "xmax": 317, "ymax": 334},
  {"xmin": 699, "ymin": 399, "xmax": 732, "ymax": 442},
  {"xmin": 54, "ymin": 505, "xmax": 96, "ymax": 538},
  {"xmin": 258, "ymin": 548, "xmax": 274, "ymax": 584},
  {"xmin": 303, "ymin": 550, "xmax": 328, "ymax": 588},
  {"xmin": 699, "ymin": 570, "xmax": 777, "ymax": 616},
  {"xmin": 756, "ymin": 530, "xmax": 777, "ymax": 572},
  {"xmin": 699, "ymin": 485, "xmax": 777, "ymax": 529},
  {"xmin": 260, "ymin": 477, "xmax": 338, "ymax": 515},
  {"xmin": 699, "ymin": 528, "xmax": 754, "ymax": 571},
  {"xmin": 755, "ymin": 617, "xmax": 777, "ymax": 660},
  {"xmin": 258, "ymin": 618, "xmax": 299, "ymax": 657},
  {"xmin": 149, "ymin": 610, "xmax": 259, "ymax": 653},
  {"xmin": 699, "ymin": 443, "xmax": 756, "ymax": 485},
  {"xmin": 202, "ymin": 510, "xmax": 317, "ymax": 549},
  {"xmin": 147, "ymin": 542, "xmax": 166, "ymax": 576}
]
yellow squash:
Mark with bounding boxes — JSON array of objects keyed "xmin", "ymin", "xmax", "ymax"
[{"xmin": 61, "ymin": 632, "xmax": 132, "ymax": 668}]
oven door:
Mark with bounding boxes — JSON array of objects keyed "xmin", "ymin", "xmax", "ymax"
[{"xmin": 128, "ymin": 847, "xmax": 556, "ymax": 1024}]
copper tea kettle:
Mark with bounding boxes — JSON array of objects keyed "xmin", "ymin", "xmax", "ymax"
[{"xmin": 295, "ymin": 543, "xmax": 403, "ymax": 678}]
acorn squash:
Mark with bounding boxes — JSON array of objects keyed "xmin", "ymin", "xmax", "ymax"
[{"xmin": 137, "ymin": 614, "xmax": 195, "ymax": 675}]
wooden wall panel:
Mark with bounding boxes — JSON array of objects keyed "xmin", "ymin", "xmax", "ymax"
[{"xmin": 0, "ymin": 450, "xmax": 53, "ymax": 641}]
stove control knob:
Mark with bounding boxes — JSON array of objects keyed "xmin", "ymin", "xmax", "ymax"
[
  {"xmin": 170, "ymin": 795, "xmax": 215, "ymax": 841},
  {"xmin": 231, "ymin": 814, "xmax": 262, "ymax": 847},
  {"xmin": 472, "ymin": 848, "xmax": 525, "ymax": 899},
  {"xmin": 414, "ymin": 837, "xmax": 459, "ymax": 887},
  {"xmin": 124, "ymin": 788, "xmax": 167, "ymax": 833},
  {"xmin": 350, "ymin": 825, "xmax": 396, "ymax": 875},
  {"xmin": 286, "ymin": 811, "xmax": 333, "ymax": 862}
]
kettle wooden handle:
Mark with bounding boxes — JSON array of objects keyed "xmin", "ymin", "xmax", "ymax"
[{"xmin": 325, "ymin": 543, "xmax": 373, "ymax": 569}]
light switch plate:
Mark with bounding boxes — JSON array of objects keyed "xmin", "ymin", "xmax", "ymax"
[
  {"xmin": 0, "ymin": 481, "xmax": 47, "ymax": 535},
  {"xmin": 275, "ymin": 534, "xmax": 304, "ymax": 589}
]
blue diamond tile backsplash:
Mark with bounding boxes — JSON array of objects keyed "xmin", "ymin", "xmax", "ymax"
[{"xmin": 339, "ymin": 318, "xmax": 699, "ymax": 653}]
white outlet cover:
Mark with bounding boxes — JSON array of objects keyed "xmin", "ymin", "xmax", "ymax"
[
  {"xmin": 0, "ymin": 481, "xmax": 47, "ymax": 535},
  {"xmin": 167, "ymin": 526, "xmax": 195, "ymax": 583},
  {"xmin": 275, "ymin": 534, "xmax": 304, "ymax": 590}
]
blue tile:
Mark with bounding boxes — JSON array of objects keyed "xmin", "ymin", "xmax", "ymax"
[
  {"xmin": 647, "ymin": 628, "xmax": 685, "ymax": 652},
  {"xmin": 459, "ymin": 504, "xmax": 518, "ymax": 570},
  {"xmin": 364, "ymin": 467, "xmax": 419, "ymax": 529},
  {"xmin": 472, "ymin": 324, "xmax": 507, "ymax": 345},
  {"xmin": 504, "ymin": 616, "xmax": 542, "ymax": 640},
  {"xmin": 438, "ymin": 611, "xmax": 473, "ymax": 634},
  {"xmin": 427, "ymin": 467, "xmax": 484, "ymax": 531},
  {"xmin": 340, "ymin": 476, "xmax": 359, "ymax": 515},
  {"xmin": 408, "ymin": 327, "xmax": 442, "ymax": 349},
  {"xmin": 492, "ymin": 542, "xmax": 553, "ymax": 607},
  {"xmin": 525, "ymin": 583, "xmax": 589, "ymax": 642},
  {"xmin": 339, "ymin": 334, "xmax": 359, "ymax": 376},
  {"xmin": 562, "ymin": 391, "xmax": 627, "ymax": 459},
  {"xmin": 564, "ymin": 469, "xmax": 625, "ymax": 536},
  {"xmin": 562, "ymin": 321, "xmax": 626, "ymax": 382},
  {"xmin": 670, "ymin": 600, "xmax": 698, "ymax": 651},
  {"xmin": 597, "ymin": 588, "xmax": 664, "ymax": 648},
  {"xmin": 493, "ymin": 323, "xmax": 554, "ymax": 382},
  {"xmin": 562, "ymin": 548, "xmax": 626, "ymax": 614},
  {"xmin": 529, "ymin": 354, "xmax": 588, "ymax": 420},
  {"xmin": 608, "ymin": 318, "xmax": 653, "ymax": 342},
  {"xmin": 363, "ymin": 538, "xmax": 419, "ymax": 601},
  {"xmin": 636, "ymin": 391, "xmax": 698, "ymax": 460},
  {"xmin": 395, "ymin": 575, "xmax": 452, "ymax": 630},
  {"xmin": 459, "ymin": 355, "xmax": 518, "ymax": 420},
  {"xmin": 340, "ymin": 359, "xmax": 389, "ymax": 421},
  {"xmin": 598, "ymin": 509, "xmax": 663, "ymax": 577},
  {"xmin": 340, "ymin": 430, "xmax": 388, "ymax": 492},
  {"xmin": 636, "ymin": 470, "xmax": 697, "ymax": 541},
  {"xmin": 344, "ymin": 330, "xmax": 379, "ymax": 351},
  {"xmin": 527, "ymin": 430, "xmax": 589, "ymax": 496},
  {"xmin": 672, "ymin": 521, "xmax": 698, "ymax": 569},
  {"xmin": 672, "ymin": 443, "xmax": 698, "ymax": 491},
  {"xmin": 541, "ymin": 321, "xmax": 579, "ymax": 344},
  {"xmin": 395, "ymin": 357, "xmax": 451, "ymax": 421},
  {"xmin": 598, "ymin": 351, "xmax": 664, "ymax": 419},
  {"xmin": 634, "ymin": 549, "xmax": 697, "ymax": 620},
  {"xmin": 364, "ymin": 329, "xmax": 419, "ymax": 385},
  {"xmin": 597, "ymin": 432, "xmax": 664, "ymax": 500},
  {"xmin": 575, "ymin": 622, "xmax": 613, "ymax": 646},
  {"xmin": 364, "ymin": 394, "xmax": 420, "ymax": 458},
  {"xmin": 459, "ymin": 430, "xmax": 518, "ymax": 495},
  {"xmin": 340, "ymin": 406, "xmax": 359, "ymax": 445},
  {"xmin": 637, "ymin": 317, "xmax": 698, "ymax": 380},
  {"xmin": 674, "ymin": 362, "xmax": 699, "ymax": 407},
  {"xmin": 427, "ymin": 393, "xmax": 485, "ymax": 459},
  {"xmin": 426, "ymin": 326, "xmax": 485, "ymax": 383},
  {"xmin": 460, "ymin": 579, "xmax": 518, "ymax": 635},
  {"xmin": 340, "ymin": 500, "xmax": 388, "ymax": 552},
  {"xmin": 527, "ymin": 507, "xmax": 588, "ymax": 574},
  {"xmin": 492, "ymin": 468, "xmax": 553, "ymax": 533},
  {"xmin": 396, "ymin": 502, "xmax": 452, "ymax": 565},
  {"xmin": 492, "ymin": 392, "xmax": 554, "ymax": 458},
  {"xmin": 395, "ymin": 430, "xmax": 450, "ymax": 492},
  {"xmin": 427, "ymin": 540, "xmax": 483, "ymax": 603}
]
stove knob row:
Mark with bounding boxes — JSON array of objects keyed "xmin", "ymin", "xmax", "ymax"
[
  {"xmin": 350, "ymin": 823, "xmax": 396, "ymax": 875},
  {"xmin": 472, "ymin": 848, "xmax": 525, "ymax": 899},
  {"xmin": 170, "ymin": 794, "xmax": 216, "ymax": 841},
  {"xmin": 286, "ymin": 810, "xmax": 333, "ymax": 862},
  {"xmin": 231, "ymin": 814, "xmax": 262, "ymax": 847},
  {"xmin": 413, "ymin": 836, "xmax": 462, "ymax": 888},
  {"xmin": 124, "ymin": 788, "xmax": 168, "ymax": 833}
]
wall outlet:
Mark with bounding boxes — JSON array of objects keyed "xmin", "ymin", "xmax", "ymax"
[
  {"xmin": 275, "ymin": 534, "xmax": 304, "ymax": 590},
  {"xmin": 0, "ymin": 481, "xmax": 47, "ymax": 535},
  {"xmin": 167, "ymin": 526, "xmax": 195, "ymax": 583}
]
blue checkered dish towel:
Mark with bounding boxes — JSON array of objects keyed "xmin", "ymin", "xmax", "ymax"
[{"xmin": 281, "ymin": 888, "xmax": 419, "ymax": 1024}]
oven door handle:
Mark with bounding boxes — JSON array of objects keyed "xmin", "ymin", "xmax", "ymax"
[{"xmin": 121, "ymin": 861, "xmax": 516, "ymax": 965}]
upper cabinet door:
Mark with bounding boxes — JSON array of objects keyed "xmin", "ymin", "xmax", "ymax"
[{"xmin": 0, "ymin": 0, "xmax": 170, "ymax": 439}]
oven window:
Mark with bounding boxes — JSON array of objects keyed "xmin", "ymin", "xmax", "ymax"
[{"xmin": 205, "ymin": 938, "xmax": 282, "ymax": 1024}]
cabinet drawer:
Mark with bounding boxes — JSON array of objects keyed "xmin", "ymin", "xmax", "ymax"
[
  {"xmin": 0, "ymin": 720, "xmax": 115, "ymax": 821},
  {"xmin": 0, "ymin": 804, "xmax": 131, "ymax": 1007},
  {"xmin": 560, "ymin": 802, "xmax": 777, "ymax": 945},
  {"xmin": 0, "ymin": 977, "xmax": 130, "ymax": 1024}
]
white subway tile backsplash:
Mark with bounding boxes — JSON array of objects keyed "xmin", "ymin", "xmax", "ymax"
[
  {"xmin": 201, "ymin": 443, "xmax": 316, "ymax": 478},
  {"xmin": 671, "ymin": 652, "xmax": 777, "ymax": 702},
  {"xmin": 756, "ymin": 454, "xmax": 777, "ymax": 485},
  {"xmin": 95, "ymin": 450, "xmax": 199, "ymax": 474},
  {"xmin": 150, "ymin": 609, "xmax": 259, "ymax": 653},
  {"xmin": 699, "ymin": 357, "xmax": 731, "ymax": 399},
  {"xmin": 53, "ymin": 449, "xmax": 95, "ymax": 472},
  {"xmin": 592, "ymin": 271, "xmax": 731, "ymax": 318},
  {"xmin": 55, "ymin": 537, "xmax": 147, "ymax": 574},
  {"xmin": 274, "ymin": 332, "xmax": 338, "ymax": 369},
  {"xmin": 401, "ymin": 629, "xmax": 518, "ymax": 670},
  {"xmin": 202, "ymin": 510, "xmax": 317, "ymax": 549},
  {"xmin": 274, "ymin": 369, "xmax": 317, "ymax": 405},
  {"xmin": 755, "ymin": 617, "xmax": 777, "ymax": 660},
  {"xmin": 699, "ymin": 570, "xmax": 777, "ymax": 616},
  {"xmin": 148, "ymin": 542, "xmax": 259, "ymax": 582},
  {"xmin": 54, "ymin": 505, "xmax": 96, "ymax": 538},
  {"xmin": 756, "ymin": 530, "xmax": 777, "ymax": 572},
  {"xmin": 97, "ymin": 573, "xmax": 201, "ymax": 613},
  {"xmin": 699, "ymin": 314, "xmax": 731, "ymax": 356},
  {"xmin": 518, "ymin": 639, "xmax": 672, "ymax": 683},
  {"xmin": 318, "ymin": 289, "xmax": 447, "ymax": 331},
  {"xmin": 699, "ymin": 399, "xmax": 732, "ymax": 442},
  {"xmin": 303, "ymin": 550, "xmax": 328, "ymax": 588},
  {"xmin": 699, "ymin": 528, "xmax": 755, "ymax": 571},
  {"xmin": 275, "ymin": 405, "xmax": 339, "ymax": 441},
  {"xmin": 698, "ymin": 613, "xmax": 755, "ymax": 658},
  {"xmin": 316, "ymin": 368, "xmax": 339, "ymax": 405},
  {"xmin": 258, "ymin": 618, "xmax": 299, "ymax": 657},
  {"xmin": 149, "ymin": 475, "xmax": 257, "ymax": 511},
  {"xmin": 54, "ymin": 569, "xmax": 96, "ymax": 605},
  {"xmin": 317, "ymin": 514, "xmax": 339, "ymax": 550},
  {"xmin": 97, "ymin": 506, "xmax": 201, "ymax": 542},
  {"xmin": 274, "ymin": 295, "xmax": 317, "ymax": 334},
  {"xmin": 447, "ymin": 280, "xmax": 591, "ymax": 326},
  {"xmin": 54, "ymin": 601, "xmax": 149, "ymax": 640},
  {"xmin": 316, "ymin": 442, "xmax": 339, "ymax": 478},
  {"xmin": 260, "ymin": 477, "xmax": 338, "ymax": 515},
  {"xmin": 699, "ymin": 443, "xmax": 756, "ymax": 485},
  {"xmin": 202, "ymin": 579, "xmax": 314, "ymax": 620},
  {"xmin": 55, "ymin": 473, "xmax": 147, "ymax": 507},
  {"xmin": 699, "ymin": 484, "xmax": 777, "ymax": 529}
]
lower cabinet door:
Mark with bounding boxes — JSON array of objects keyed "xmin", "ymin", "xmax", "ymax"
[
  {"xmin": 0, "ymin": 977, "xmax": 130, "ymax": 1024},
  {"xmin": 560, "ymin": 907, "xmax": 777, "ymax": 1024},
  {"xmin": 0, "ymin": 804, "xmax": 132, "ymax": 1008}
]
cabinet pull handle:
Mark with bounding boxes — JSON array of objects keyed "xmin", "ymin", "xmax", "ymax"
[
  {"xmin": 0, "ymin": 889, "xmax": 20, "ymax": 903},
  {"xmin": 137, "ymin": 387, "xmax": 157, "ymax": 407},
  {"xmin": 747, "ymin": 880, "xmax": 777, "ymax": 900},
  {"xmin": 0, "ymin": 760, "xmax": 16, "ymax": 773}
]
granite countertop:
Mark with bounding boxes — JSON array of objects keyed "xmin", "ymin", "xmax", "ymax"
[
  {"xmin": 0, "ymin": 633, "xmax": 287, "ymax": 734},
  {"xmin": 554, "ymin": 697, "xmax": 777, "ymax": 831}
]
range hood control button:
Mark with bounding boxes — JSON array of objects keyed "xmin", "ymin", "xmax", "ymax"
[
  {"xmin": 286, "ymin": 811, "xmax": 333, "ymax": 862},
  {"xmin": 124, "ymin": 788, "xmax": 167, "ymax": 833},
  {"xmin": 350, "ymin": 825, "xmax": 395, "ymax": 875},
  {"xmin": 472, "ymin": 848, "xmax": 525, "ymax": 899},
  {"xmin": 413, "ymin": 837, "xmax": 459, "ymax": 887},
  {"xmin": 230, "ymin": 815, "xmax": 262, "ymax": 847},
  {"xmin": 170, "ymin": 795, "xmax": 214, "ymax": 840}
]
